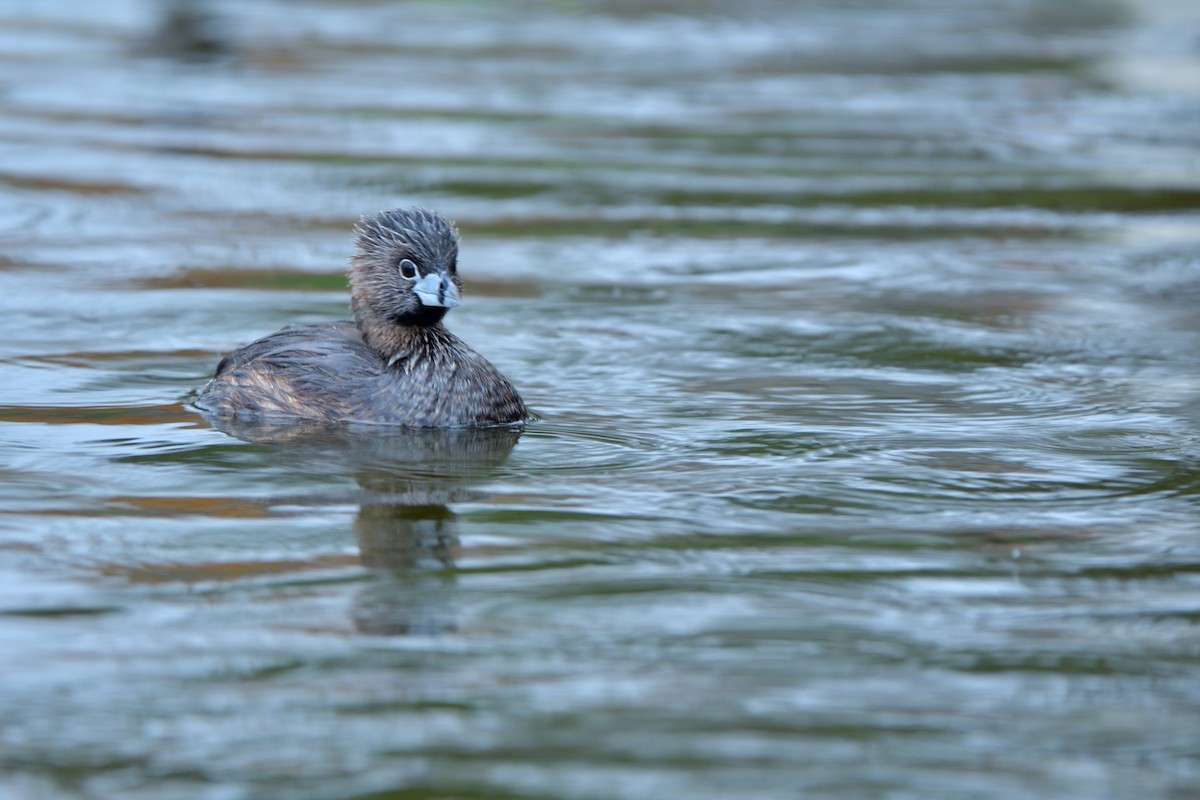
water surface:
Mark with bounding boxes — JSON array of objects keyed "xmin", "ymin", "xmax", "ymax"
[{"xmin": 1, "ymin": 1, "xmax": 1199, "ymax": 798}]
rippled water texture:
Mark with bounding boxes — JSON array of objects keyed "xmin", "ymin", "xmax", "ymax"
[{"xmin": 2, "ymin": 1, "xmax": 1199, "ymax": 798}]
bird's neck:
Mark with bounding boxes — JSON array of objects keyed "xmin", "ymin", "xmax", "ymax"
[{"xmin": 356, "ymin": 312, "xmax": 456, "ymax": 365}]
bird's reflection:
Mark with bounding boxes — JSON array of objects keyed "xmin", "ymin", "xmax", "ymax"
[{"xmin": 206, "ymin": 414, "xmax": 522, "ymax": 635}]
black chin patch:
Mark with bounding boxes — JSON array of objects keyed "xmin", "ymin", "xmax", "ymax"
[{"xmin": 390, "ymin": 306, "xmax": 448, "ymax": 327}]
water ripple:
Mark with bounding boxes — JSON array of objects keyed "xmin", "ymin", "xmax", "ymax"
[{"xmin": 1, "ymin": 1, "xmax": 1199, "ymax": 798}]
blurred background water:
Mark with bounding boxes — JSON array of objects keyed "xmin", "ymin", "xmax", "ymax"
[{"xmin": 1, "ymin": 0, "xmax": 1199, "ymax": 798}]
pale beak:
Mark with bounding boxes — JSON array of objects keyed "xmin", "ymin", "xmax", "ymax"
[{"xmin": 412, "ymin": 272, "xmax": 461, "ymax": 308}]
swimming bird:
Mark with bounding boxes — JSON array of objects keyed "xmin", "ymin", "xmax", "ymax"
[{"xmin": 194, "ymin": 207, "xmax": 527, "ymax": 427}]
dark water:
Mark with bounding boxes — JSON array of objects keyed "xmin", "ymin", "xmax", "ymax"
[{"xmin": 2, "ymin": 0, "xmax": 1199, "ymax": 797}]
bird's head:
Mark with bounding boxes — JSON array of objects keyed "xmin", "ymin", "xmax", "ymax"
[{"xmin": 349, "ymin": 207, "xmax": 463, "ymax": 329}]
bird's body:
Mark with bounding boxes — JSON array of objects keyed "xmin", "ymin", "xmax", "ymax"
[{"xmin": 194, "ymin": 208, "xmax": 527, "ymax": 428}]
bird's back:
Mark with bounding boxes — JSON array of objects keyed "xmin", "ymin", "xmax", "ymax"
[{"xmin": 195, "ymin": 320, "xmax": 526, "ymax": 427}]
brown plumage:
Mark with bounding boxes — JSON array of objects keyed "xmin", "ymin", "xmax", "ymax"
[{"xmin": 194, "ymin": 208, "xmax": 527, "ymax": 427}]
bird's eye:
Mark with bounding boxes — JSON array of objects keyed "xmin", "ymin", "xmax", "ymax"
[{"xmin": 398, "ymin": 259, "xmax": 417, "ymax": 279}]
